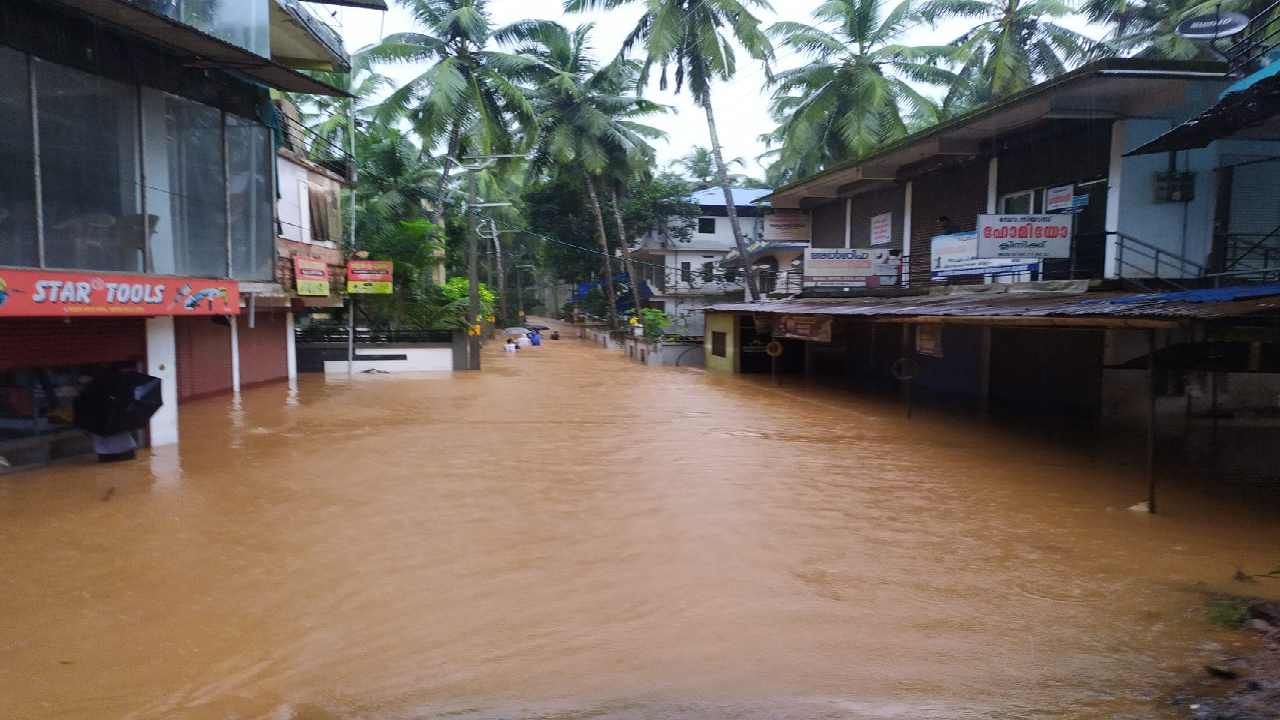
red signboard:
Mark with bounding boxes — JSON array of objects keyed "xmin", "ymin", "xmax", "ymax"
[{"xmin": 0, "ymin": 268, "xmax": 240, "ymax": 317}]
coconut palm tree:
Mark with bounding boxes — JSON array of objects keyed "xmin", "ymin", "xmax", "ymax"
[
  {"xmin": 672, "ymin": 146, "xmax": 755, "ymax": 189},
  {"xmin": 564, "ymin": 0, "xmax": 775, "ymax": 301},
  {"xmin": 765, "ymin": 0, "xmax": 959, "ymax": 181},
  {"xmin": 920, "ymin": 0, "xmax": 1097, "ymax": 110},
  {"xmin": 503, "ymin": 20, "xmax": 668, "ymax": 328},
  {"xmin": 365, "ymin": 0, "xmax": 536, "ymax": 224}
]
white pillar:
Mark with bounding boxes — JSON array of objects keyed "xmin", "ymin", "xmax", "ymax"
[
  {"xmin": 145, "ymin": 316, "xmax": 179, "ymax": 447},
  {"xmin": 1104, "ymin": 121, "xmax": 1126, "ymax": 279},
  {"xmin": 986, "ymin": 156, "xmax": 999, "ymax": 213},
  {"xmin": 285, "ymin": 311, "xmax": 298, "ymax": 383},
  {"xmin": 230, "ymin": 315, "xmax": 241, "ymax": 394},
  {"xmin": 902, "ymin": 181, "xmax": 913, "ymax": 287}
]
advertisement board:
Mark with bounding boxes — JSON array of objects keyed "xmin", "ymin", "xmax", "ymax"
[
  {"xmin": 930, "ymin": 233, "xmax": 1040, "ymax": 279},
  {"xmin": 869, "ymin": 212, "xmax": 893, "ymax": 246},
  {"xmin": 347, "ymin": 260, "xmax": 394, "ymax": 294},
  {"xmin": 803, "ymin": 247, "xmax": 899, "ymax": 288},
  {"xmin": 764, "ymin": 209, "xmax": 812, "ymax": 242},
  {"xmin": 775, "ymin": 315, "xmax": 832, "ymax": 343},
  {"xmin": 976, "ymin": 214, "xmax": 1072, "ymax": 259},
  {"xmin": 1045, "ymin": 184, "xmax": 1074, "ymax": 212},
  {"xmin": 293, "ymin": 258, "xmax": 330, "ymax": 296},
  {"xmin": 0, "ymin": 269, "xmax": 239, "ymax": 317}
]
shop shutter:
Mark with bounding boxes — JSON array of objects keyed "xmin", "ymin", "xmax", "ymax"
[
  {"xmin": 0, "ymin": 319, "xmax": 145, "ymax": 371},
  {"xmin": 175, "ymin": 316, "xmax": 232, "ymax": 400}
]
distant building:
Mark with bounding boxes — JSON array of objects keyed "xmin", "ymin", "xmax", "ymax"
[{"xmin": 632, "ymin": 187, "xmax": 771, "ymax": 335}]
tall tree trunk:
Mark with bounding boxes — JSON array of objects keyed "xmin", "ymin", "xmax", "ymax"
[
  {"xmin": 584, "ymin": 174, "xmax": 620, "ymax": 330},
  {"xmin": 608, "ymin": 185, "xmax": 646, "ymax": 323},
  {"xmin": 702, "ymin": 95, "xmax": 761, "ymax": 301}
]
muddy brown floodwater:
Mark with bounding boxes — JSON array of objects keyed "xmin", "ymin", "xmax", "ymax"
[{"xmin": 2, "ymin": 326, "xmax": 1278, "ymax": 720}]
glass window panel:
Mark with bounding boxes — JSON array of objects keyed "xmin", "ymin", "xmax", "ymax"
[
  {"xmin": 142, "ymin": 90, "xmax": 227, "ymax": 278},
  {"xmin": 35, "ymin": 60, "xmax": 141, "ymax": 272},
  {"xmin": 227, "ymin": 115, "xmax": 274, "ymax": 281},
  {"xmin": 0, "ymin": 48, "xmax": 37, "ymax": 268},
  {"xmin": 127, "ymin": 0, "xmax": 270, "ymax": 57}
]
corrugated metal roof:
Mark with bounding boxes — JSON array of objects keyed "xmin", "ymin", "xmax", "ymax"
[
  {"xmin": 690, "ymin": 187, "xmax": 772, "ymax": 207},
  {"xmin": 706, "ymin": 283, "xmax": 1280, "ymax": 323}
]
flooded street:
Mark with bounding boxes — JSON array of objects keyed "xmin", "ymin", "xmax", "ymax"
[{"xmin": 2, "ymin": 330, "xmax": 1278, "ymax": 720}]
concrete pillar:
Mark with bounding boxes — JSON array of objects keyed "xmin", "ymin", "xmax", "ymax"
[
  {"xmin": 986, "ymin": 156, "xmax": 999, "ymax": 213},
  {"xmin": 230, "ymin": 316, "xmax": 241, "ymax": 394},
  {"xmin": 145, "ymin": 316, "xmax": 179, "ymax": 447},
  {"xmin": 978, "ymin": 325, "xmax": 992, "ymax": 415},
  {"xmin": 1104, "ymin": 121, "xmax": 1126, "ymax": 279},
  {"xmin": 902, "ymin": 182, "xmax": 913, "ymax": 287},
  {"xmin": 285, "ymin": 311, "xmax": 298, "ymax": 384}
]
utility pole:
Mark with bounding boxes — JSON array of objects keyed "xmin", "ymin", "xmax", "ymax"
[
  {"xmin": 346, "ymin": 97, "xmax": 358, "ymax": 379},
  {"xmin": 466, "ymin": 171, "xmax": 482, "ymax": 371}
]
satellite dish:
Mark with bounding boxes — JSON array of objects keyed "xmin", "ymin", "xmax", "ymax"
[{"xmin": 1176, "ymin": 12, "xmax": 1250, "ymax": 40}]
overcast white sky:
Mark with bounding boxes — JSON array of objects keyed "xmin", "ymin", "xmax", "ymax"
[{"xmin": 313, "ymin": 1, "xmax": 1101, "ymax": 178}]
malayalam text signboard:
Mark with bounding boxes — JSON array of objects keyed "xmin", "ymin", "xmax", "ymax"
[
  {"xmin": 347, "ymin": 260, "xmax": 394, "ymax": 294},
  {"xmin": 803, "ymin": 247, "xmax": 898, "ymax": 288},
  {"xmin": 930, "ymin": 232, "xmax": 1040, "ymax": 280},
  {"xmin": 764, "ymin": 209, "xmax": 812, "ymax": 243},
  {"xmin": 870, "ymin": 212, "xmax": 893, "ymax": 246},
  {"xmin": 0, "ymin": 269, "xmax": 239, "ymax": 317},
  {"xmin": 775, "ymin": 315, "xmax": 832, "ymax": 343},
  {"xmin": 976, "ymin": 214, "xmax": 1072, "ymax": 259},
  {"xmin": 293, "ymin": 257, "xmax": 330, "ymax": 296}
]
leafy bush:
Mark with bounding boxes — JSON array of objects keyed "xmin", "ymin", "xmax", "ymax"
[{"xmin": 638, "ymin": 308, "xmax": 671, "ymax": 340}]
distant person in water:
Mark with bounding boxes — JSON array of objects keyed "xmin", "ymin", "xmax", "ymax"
[
  {"xmin": 529, "ymin": 330, "xmax": 542, "ymax": 347},
  {"xmin": 504, "ymin": 338, "xmax": 517, "ymax": 353}
]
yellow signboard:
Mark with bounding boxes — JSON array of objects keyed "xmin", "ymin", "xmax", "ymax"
[
  {"xmin": 293, "ymin": 258, "xmax": 330, "ymax": 296},
  {"xmin": 347, "ymin": 260, "xmax": 393, "ymax": 295}
]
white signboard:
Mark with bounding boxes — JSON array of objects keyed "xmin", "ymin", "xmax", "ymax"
[
  {"xmin": 976, "ymin": 214, "xmax": 1072, "ymax": 259},
  {"xmin": 804, "ymin": 248, "xmax": 899, "ymax": 288},
  {"xmin": 764, "ymin": 209, "xmax": 812, "ymax": 243},
  {"xmin": 930, "ymin": 232, "xmax": 1040, "ymax": 279},
  {"xmin": 1045, "ymin": 184, "xmax": 1074, "ymax": 212},
  {"xmin": 869, "ymin": 212, "xmax": 893, "ymax": 246}
]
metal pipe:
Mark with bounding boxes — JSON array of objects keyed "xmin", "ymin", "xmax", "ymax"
[{"xmin": 1146, "ymin": 329, "xmax": 1158, "ymax": 514}]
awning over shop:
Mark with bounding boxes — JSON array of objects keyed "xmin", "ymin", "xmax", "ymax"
[
  {"xmin": 706, "ymin": 282, "xmax": 1280, "ymax": 327},
  {"xmin": 1126, "ymin": 63, "xmax": 1280, "ymax": 155},
  {"xmin": 47, "ymin": 0, "xmax": 350, "ymax": 97}
]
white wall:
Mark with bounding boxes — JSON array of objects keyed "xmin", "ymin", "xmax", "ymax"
[
  {"xmin": 1112, "ymin": 120, "xmax": 1219, "ymax": 277},
  {"xmin": 323, "ymin": 347, "xmax": 453, "ymax": 374}
]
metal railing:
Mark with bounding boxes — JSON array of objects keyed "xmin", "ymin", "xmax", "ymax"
[
  {"xmin": 1112, "ymin": 231, "xmax": 1205, "ymax": 283},
  {"xmin": 1227, "ymin": 0, "xmax": 1280, "ymax": 73},
  {"xmin": 295, "ymin": 327, "xmax": 454, "ymax": 345},
  {"xmin": 1224, "ymin": 229, "xmax": 1280, "ymax": 272},
  {"xmin": 1206, "ymin": 266, "xmax": 1280, "ymax": 286}
]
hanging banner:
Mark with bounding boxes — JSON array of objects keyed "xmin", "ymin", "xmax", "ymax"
[
  {"xmin": 347, "ymin": 260, "xmax": 394, "ymax": 294},
  {"xmin": 870, "ymin": 212, "xmax": 893, "ymax": 246},
  {"xmin": 0, "ymin": 269, "xmax": 239, "ymax": 317},
  {"xmin": 930, "ymin": 233, "xmax": 1040, "ymax": 279},
  {"xmin": 763, "ymin": 209, "xmax": 812, "ymax": 242},
  {"xmin": 976, "ymin": 214, "xmax": 1072, "ymax": 259},
  {"xmin": 293, "ymin": 258, "xmax": 330, "ymax": 296},
  {"xmin": 803, "ymin": 248, "xmax": 899, "ymax": 288},
  {"xmin": 775, "ymin": 315, "xmax": 832, "ymax": 343},
  {"xmin": 1045, "ymin": 184, "xmax": 1075, "ymax": 212}
]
